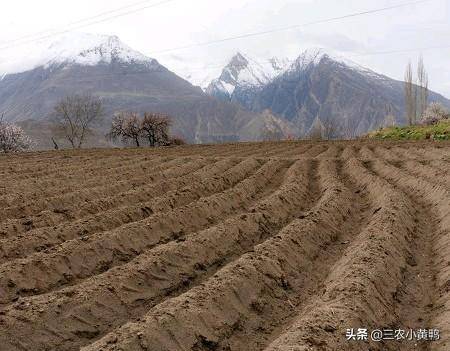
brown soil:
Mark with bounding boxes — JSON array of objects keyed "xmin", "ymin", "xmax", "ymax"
[{"xmin": 0, "ymin": 140, "xmax": 448, "ymax": 351}]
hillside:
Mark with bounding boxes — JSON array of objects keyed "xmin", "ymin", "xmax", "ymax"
[
  {"xmin": 206, "ymin": 49, "xmax": 450, "ymax": 138},
  {"xmin": 0, "ymin": 33, "xmax": 281, "ymax": 147},
  {"xmin": 205, "ymin": 52, "xmax": 289, "ymax": 101}
]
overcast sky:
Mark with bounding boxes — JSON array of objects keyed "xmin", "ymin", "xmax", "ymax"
[{"xmin": 0, "ymin": 0, "xmax": 449, "ymax": 95}]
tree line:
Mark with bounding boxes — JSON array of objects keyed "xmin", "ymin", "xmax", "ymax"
[
  {"xmin": 2, "ymin": 61, "xmax": 448, "ymax": 153},
  {"xmin": 0, "ymin": 93, "xmax": 185, "ymax": 153},
  {"xmin": 403, "ymin": 56, "xmax": 449, "ymax": 127},
  {"xmin": 107, "ymin": 111, "xmax": 184, "ymax": 147},
  {"xmin": 51, "ymin": 94, "xmax": 184, "ymax": 149},
  {"xmin": 404, "ymin": 55, "xmax": 429, "ymax": 126}
]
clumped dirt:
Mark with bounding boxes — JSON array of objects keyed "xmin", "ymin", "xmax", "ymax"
[{"xmin": 0, "ymin": 140, "xmax": 448, "ymax": 351}]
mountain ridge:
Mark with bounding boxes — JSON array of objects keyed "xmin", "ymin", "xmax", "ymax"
[
  {"xmin": 205, "ymin": 52, "xmax": 290, "ymax": 99},
  {"xmin": 1, "ymin": 32, "xmax": 157, "ymax": 77},
  {"xmin": 206, "ymin": 49, "xmax": 450, "ymax": 138},
  {"xmin": 2, "ymin": 33, "xmax": 449, "ymax": 146},
  {"xmin": 0, "ymin": 33, "xmax": 284, "ymax": 148}
]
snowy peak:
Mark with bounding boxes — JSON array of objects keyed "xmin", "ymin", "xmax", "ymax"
[
  {"xmin": 286, "ymin": 48, "xmax": 326, "ymax": 72},
  {"xmin": 0, "ymin": 32, "xmax": 158, "ymax": 76},
  {"xmin": 43, "ymin": 32, "xmax": 156, "ymax": 68},
  {"xmin": 228, "ymin": 52, "xmax": 248, "ymax": 70},
  {"xmin": 268, "ymin": 57, "xmax": 291, "ymax": 72},
  {"xmin": 205, "ymin": 48, "xmax": 376, "ymax": 100},
  {"xmin": 206, "ymin": 52, "xmax": 289, "ymax": 97},
  {"xmin": 284, "ymin": 48, "xmax": 387, "ymax": 82},
  {"xmin": 282, "ymin": 47, "xmax": 358, "ymax": 75}
]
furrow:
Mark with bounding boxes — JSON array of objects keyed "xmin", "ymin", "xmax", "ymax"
[
  {"xmin": 0, "ymin": 153, "xmax": 125, "ymax": 180},
  {"xmin": 0, "ymin": 157, "xmax": 214, "ymax": 238},
  {"xmin": 241, "ymin": 143, "xmax": 288, "ymax": 159},
  {"xmin": 78, "ymin": 159, "xmax": 369, "ymax": 351},
  {"xmin": 0, "ymin": 153, "xmax": 161, "ymax": 185},
  {"xmin": 374, "ymin": 146, "xmax": 450, "ymax": 188},
  {"xmin": 0, "ymin": 158, "xmax": 301, "ymax": 351},
  {"xmin": 395, "ymin": 144, "xmax": 449, "ymax": 160},
  {"xmin": 0, "ymin": 157, "xmax": 267, "ymax": 304},
  {"xmin": 253, "ymin": 143, "xmax": 298, "ymax": 158},
  {"xmin": 0, "ymin": 141, "xmax": 447, "ymax": 351},
  {"xmin": 401, "ymin": 160, "xmax": 450, "ymax": 190},
  {"xmin": 298, "ymin": 144, "xmax": 326, "ymax": 158},
  {"xmin": 358, "ymin": 145, "xmax": 377, "ymax": 160},
  {"xmin": 272, "ymin": 143, "xmax": 313, "ymax": 159},
  {"xmin": 0, "ymin": 157, "xmax": 200, "ymax": 221},
  {"xmin": 371, "ymin": 145, "xmax": 402, "ymax": 162},
  {"xmin": 263, "ymin": 157, "xmax": 435, "ymax": 351},
  {"xmin": 341, "ymin": 144, "xmax": 358, "ymax": 160},
  {"xmin": 369, "ymin": 158, "xmax": 449, "ymax": 351},
  {"xmin": 0, "ymin": 158, "xmax": 175, "ymax": 208},
  {"xmin": 315, "ymin": 143, "xmax": 342, "ymax": 159},
  {"xmin": 0, "ymin": 158, "xmax": 238, "ymax": 263},
  {"xmin": 215, "ymin": 143, "xmax": 271, "ymax": 158}
]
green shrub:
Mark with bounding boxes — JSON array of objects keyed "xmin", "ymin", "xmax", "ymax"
[{"xmin": 366, "ymin": 120, "xmax": 450, "ymax": 141}]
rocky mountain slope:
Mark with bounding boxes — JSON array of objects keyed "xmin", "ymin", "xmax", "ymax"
[
  {"xmin": 207, "ymin": 49, "xmax": 450, "ymax": 137},
  {"xmin": 0, "ymin": 33, "xmax": 281, "ymax": 148},
  {"xmin": 205, "ymin": 53, "xmax": 289, "ymax": 101}
]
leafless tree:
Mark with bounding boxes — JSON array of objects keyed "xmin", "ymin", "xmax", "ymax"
[
  {"xmin": 0, "ymin": 114, "xmax": 32, "ymax": 153},
  {"xmin": 141, "ymin": 113, "xmax": 172, "ymax": 146},
  {"xmin": 308, "ymin": 118, "xmax": 323, "ymax": 140},
  {"xmin": 404, "ymin": 57, "xmax": 429, "ymax": 125},
  {"xmin": 342, "ymin": 118, "xmax": 358, "ymax": 139},
  {"xmin": 108, "ymin": 111, "xmax": 177, "ymax": 148},
  {"xmin": 52, "ymin": 94, "xmax": 104, "ymax": 149},
  {"xmin": 108, "ymin": 112, "xmax": 143, "ymax": 147},
  {"xmin": 109, "ymin": 112, "xmax": 174, "ymax": 147},
  {"xmin": 417, "ymin": 55, "xmax": 429, "ymax": 119},
  {"xmin": 404, "ymin": 61, "xmax": 416, "ymax": 125},
  {"xmin": 383, "ymin": 114, "xmax": 396, "ymax": 128},
  {"xmin": 321, "ymin": 115, "xmax": 340, "ymax": 140}
]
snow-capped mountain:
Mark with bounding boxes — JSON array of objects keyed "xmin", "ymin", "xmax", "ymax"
[
  {"xmin": 206, "ymin": 48, "xmax": 450, "ymax": 138},
  {"xmin": 205, "ymin": 52, "xmax": 290, "ymax": 99},
  {"xmin": 206, "ymin": 48, "xmax": 393, "ymax": 101},
  {"xmin": 0, "ymin": 32, "xmax": 158, "ymax": 77},
  {"xmin": 283, "ymin": 47, "xmax": 395, "ymax": 84},
  {"xmin": 0, "ymin": 33, "xmax": 278, "ymax": 148},
  {"xmin": 42, "ymin": 32, "xmax": 156, "ymax": 68}
]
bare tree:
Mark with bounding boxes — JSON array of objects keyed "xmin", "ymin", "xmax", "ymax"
[
  {"xmin": 141, "ymin": 113, "xmax": 172, "ymax": 146},
  {"xmin": 342, "ymin": 118, "xmax": 358, "ymax": 139},
  {"xmin": 308, "ymin": 117, "xmax": 323, "ymax": 140},
  {"xmin": 322, "ymin": 116, "xmax": 339, "ymax": 140},
  {"xmin": 383, "ymin": 114, "xmax": 396, "ymax": 128},
  {"xmin": 404, "ymin": 57, "xmax": 429, "ymax": 125},
  {"xmin": 109, "ymin": 112, "xmax": 177, "ymax": 148},
  {"xmin": 0, "ymin": 114, "xmax": 32, "ymax": 153},
  {"xmin": 108, "ymin": 112, "xmax": 143, "ymax": 147},
  {"xmin": 404, "ymin": 61, "xmax": 416, "ymax": 126},
  {"xmin": 52, "ymin": 94, "xmax": 104, "ymax": 149},
  {"xmin": 417, "ymin": 55, "xmax": 429, "ymax": 119}
]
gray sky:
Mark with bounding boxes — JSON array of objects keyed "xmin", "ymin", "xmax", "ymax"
[{"xmin": 0, "ymin": 0, "xmax": 449, "ymax": 95}]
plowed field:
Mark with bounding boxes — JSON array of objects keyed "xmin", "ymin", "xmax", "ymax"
[{"xmin": 0, "ymin": 141, "xmax": 449, "ymax": 351}]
